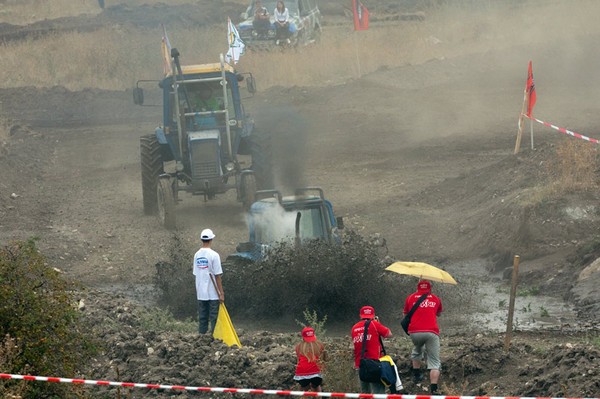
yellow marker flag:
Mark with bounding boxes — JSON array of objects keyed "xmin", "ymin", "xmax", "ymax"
[{"xmin": 213, "ymin": 303, "xmax": 242, "ymax": 347}]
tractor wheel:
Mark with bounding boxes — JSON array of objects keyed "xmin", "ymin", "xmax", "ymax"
[
  {"xmin": 249, "ymin": 128, "xmax": 274, "ymax": 190},
  {"xmin": 140, "ymin": 134, "xmax": 164, "ymax": 215},
  {"xmin": 157, "ymin": 177, "xmax": 176, "ymax": 230},
  {"xmin": 241, "ymin": 173, "xmax": 257, "ymax": 211}
]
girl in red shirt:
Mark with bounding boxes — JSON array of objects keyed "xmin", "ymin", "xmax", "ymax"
[{"xmin": 294, "ymin": 327, "xmax": 326, "ymax": 392}]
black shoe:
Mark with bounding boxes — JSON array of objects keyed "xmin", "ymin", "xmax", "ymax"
[{"xmin": 412, "ymin": 372, "xmax": 423, "ymax": 384}]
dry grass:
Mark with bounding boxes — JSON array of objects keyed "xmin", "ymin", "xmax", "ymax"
[
  {"xmin": 0, "ymin": 0, "xmax": 99, "ymax": 25},
  {"xmin": 0, "ymin": 13, "xmax": 473, "ymax": 91},
  {"xmin": 0, "ymin": 28, "xmax": 147, "ymax": 89},
  {"xmin": 0, "ymin": 0, "xmax": 250, "ymax": 25},
  {"xmin": 0, "ymin": 20, "xmax": 443, "ymax": 91},
  {"xmin": 519, "ymin": 138, "xmax": 599, "ymax": 207},
  {"xmin": 549, "ymin": 138, "xmax": 599, "ymax": 192},
  {"xmin": 0, "ymin": 0, "xmax": 598, "ymax": 91},
  {"xmin": 239, "ymin": 21, "xmax": 441, "ymax": 88}
]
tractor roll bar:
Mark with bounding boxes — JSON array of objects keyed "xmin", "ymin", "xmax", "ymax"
[
  {"xmin": 255, "ymin": 189, "xmax": 283, "ymax": 204},
  {"xmin": 294, "ymin": 187, "xmax": 325, "ymax": 200},
  {"xmin": 219, "ymin": 54, "xmax": 233, "ymax": 162},
  {"xmin": 176, "ymin": 77, "xmax": 224, "ymax": 84}
]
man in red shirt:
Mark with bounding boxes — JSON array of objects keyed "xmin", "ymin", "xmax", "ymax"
[
  {"xmin": 351, "ymin": 305, "xmax": 393, "ymax": 393},
  {"xmin": 403, "ymin": 280, "xmax": 443, "ymax": 394}
]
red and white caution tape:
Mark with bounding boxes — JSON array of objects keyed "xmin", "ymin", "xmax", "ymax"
[
  {"xmin": 523, "ymin": 114, "xmax": 600, "ymax": 144},
  {"xmin": 1, "ymin": 373, "xmax": 599, "ymax": 399}
]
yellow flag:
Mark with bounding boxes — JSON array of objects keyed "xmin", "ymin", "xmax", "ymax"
[{"xmin": 213, "ymin": 303, "xmax": 242, "ymax": 347}]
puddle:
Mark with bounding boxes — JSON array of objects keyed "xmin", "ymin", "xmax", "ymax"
[{"xmin": 442, "ymin": 259, "xmax": 578, "ymax": 334}]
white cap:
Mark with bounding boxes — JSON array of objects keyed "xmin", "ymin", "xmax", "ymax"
[{"xmin": 200, "ymin": 228, "xmax": 215, "ymax": 240}]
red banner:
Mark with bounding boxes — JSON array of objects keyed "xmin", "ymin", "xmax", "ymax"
[{"xmin": 352, "ymin": 0, "xmax": 369, "ymax": 31}]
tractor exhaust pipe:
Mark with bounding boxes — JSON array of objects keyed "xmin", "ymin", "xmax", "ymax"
[{"xmin": 203, "ymin": 180, "xmax": 209, "ymax": 202}]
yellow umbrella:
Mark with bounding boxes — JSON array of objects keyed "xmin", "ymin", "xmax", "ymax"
[{"xmin": 385, "ymin": 261, "xmax": 458, "ymax": 285}]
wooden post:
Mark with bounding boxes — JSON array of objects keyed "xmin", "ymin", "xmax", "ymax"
[{"xmin": 504, "ymin": 255, "xmax": 520, "ymax": 351}]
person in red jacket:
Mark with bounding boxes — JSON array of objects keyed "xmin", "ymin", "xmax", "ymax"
[
  {"xmin": 351, "ymin": 305, "xmax": 393, "ymax": 393},
  {"xmin": 403, "ymin": 280, "xmax": 443, "ymax": 394},
  {"xmin": 293, "ymin": 327, "xmax": 326, "ymax": 392}
]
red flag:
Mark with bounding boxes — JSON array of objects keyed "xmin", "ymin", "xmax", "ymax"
[
  {"xmin": 526, "ymin": 60, "xmax": 536, "ymax": 117},
  {"xmin": 352, "ymin": 0, "xmax": 369, "ymax": 31}
]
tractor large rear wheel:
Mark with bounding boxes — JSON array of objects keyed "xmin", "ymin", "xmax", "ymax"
[
  {"xmin": 250, "ymin": 129, "xmax": 273, "ymax": 190},
  {"xmin": 157, "ymin": 177, "xmax": 176, "ymax": 230},
  {"xmin": 140, "ymin": 135, "xmax": 164, "ymax": 215}
]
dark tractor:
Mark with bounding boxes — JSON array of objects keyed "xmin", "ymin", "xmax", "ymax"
[
  {"xmin": 226, "ymin": 187, "xmax": 344, "ymax": 264},
  {"xmin": 133, "ymin": 50, "xmax": 272, "ymax": 229}
]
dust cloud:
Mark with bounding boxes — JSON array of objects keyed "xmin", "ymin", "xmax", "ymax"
[
  {"xmin": 250, "ymin": 103, "xmax": 310, "ymax": 193},
  {"xmin": 373, "ymin": 0, "xmax": 600, "ymax": 142},
  {"xmin": 248, "ymin": 202, "xmax": 298, "ymax": 243}
]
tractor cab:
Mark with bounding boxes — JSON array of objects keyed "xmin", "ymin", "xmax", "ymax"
[{"xmin": 227, "ymin": 187, "xmax": 344, "ymax": 263}]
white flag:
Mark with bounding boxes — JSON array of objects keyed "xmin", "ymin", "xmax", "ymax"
[
  {"xmin": 161, "ymin": 24, "xmax": 173, "ymax": 76},
  {"xmin": 226, "ymin": 17, "xmax": 245, "ymax": 64}
]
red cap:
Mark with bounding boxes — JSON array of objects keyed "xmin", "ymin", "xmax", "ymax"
[
  {"xmin": 360, "ymin": 305, "xmax": 376, "ymax": 319},
  {"xmin": 301, "ymin": 327, "xmax": 317, "ymax": 342},
  {"xmin": 417, "ymin": 280, "xmax": 431, "ymax": 293}
]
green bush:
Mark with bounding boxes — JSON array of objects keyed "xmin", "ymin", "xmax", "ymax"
[
  {"xmin": 0, "ymin": 239, "xmax": 95, "ymax": 398},
  {"xmin": 296, "ymin": 308, "xmax": 328, "ymax": 338}
]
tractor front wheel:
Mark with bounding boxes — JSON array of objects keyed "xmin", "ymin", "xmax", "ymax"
[{"xmin": 157, "ymin": 177, "xmax": 176, "ymax": 230}]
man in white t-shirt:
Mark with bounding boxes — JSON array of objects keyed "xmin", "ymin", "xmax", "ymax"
[{"xmin": 193, "ymin": 228, "xmax": 224, "ymax": 334}]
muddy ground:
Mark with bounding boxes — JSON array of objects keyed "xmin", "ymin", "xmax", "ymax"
[{"xmin": 1, "ymin": 0, "xmax": 600, "ymax": 397}]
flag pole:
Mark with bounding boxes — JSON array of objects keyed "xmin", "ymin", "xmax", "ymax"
[
  {"xmin": 530, "ymin": 117, "xmax": 534, "ymax": 150},
  {"xmin": 514, "ymin": 89, "xmax": 527, "ymax": 154}
]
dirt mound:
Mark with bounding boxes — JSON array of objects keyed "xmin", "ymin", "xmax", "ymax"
[
  {"xmin": 78, "ymin": 289, "xmax": 600, "ymax": 398},
  {"xmin": 444, "ymin": 334, "xmax": 600, "ymax": 397},
  {"xmin": 0, "ymin": 86, "xmax": 156, "ymax": 127},
  {"xmin": 406, "ymin": 142, "xmax": 599, "ymax": 258},
  {"xmin": 0, "ymin": 122, "xmax": 51, "ymax": 237}
]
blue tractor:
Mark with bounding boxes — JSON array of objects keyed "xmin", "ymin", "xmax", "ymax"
[
  {"xmin": 226, "ymin": 187, "xmax": 344, "ymax": 264},
  {"xmin": 133, "ymin": 50, "xmax": 272, "ymax": 229}
]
